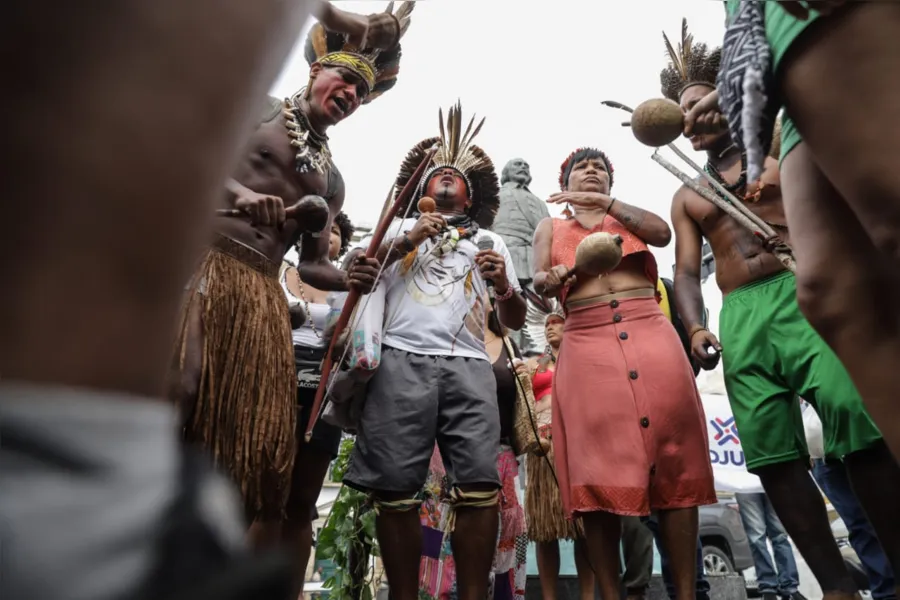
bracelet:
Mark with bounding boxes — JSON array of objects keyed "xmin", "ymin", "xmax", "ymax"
[
  {"xmin": 688, "ymin": 325, "xmax": 708, "ymax": 340},
  {"xmin": 495, "ymin": 285, "xmax": 515, "ymax": 302},
  {"xmin": 608, "ymin": 197, "xmax": 617, "ymax": 212},
  {"xmin": 399, "ymin": 234, "xmax": 415, "ymax": 253}
]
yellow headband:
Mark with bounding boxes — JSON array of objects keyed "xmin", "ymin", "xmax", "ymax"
[{"xmin": 318, "ymin": 52, "xmax": 376, "ymax": 91}]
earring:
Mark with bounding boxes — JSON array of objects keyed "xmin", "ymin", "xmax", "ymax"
[{"xmin": 562, "ymin": 203, "xmax": 572, "ymax": 218}]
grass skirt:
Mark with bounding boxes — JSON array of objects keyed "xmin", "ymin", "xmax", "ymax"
[
  {"xmin": 525, "ymin": 431, "xmax": 583, "ymax": 542},
  {"xmin": 176, "ymin": 235, "xmax": 296, "ymax": 521}
]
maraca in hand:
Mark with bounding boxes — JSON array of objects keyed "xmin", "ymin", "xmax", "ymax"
[
  {"xmin": 627, "ymin": 98, "xmax": 728, "ymax": 147},
  {"xmin": 573, "ymin": 232, "xmax": 624, "ymax": 278},
  {"xmin": 287, "ymin": 195, "xmax": 330, "ymax": 234},
  {"xmin": 417, "ymin": 196, "xmax": 436, "ymax": 214}
]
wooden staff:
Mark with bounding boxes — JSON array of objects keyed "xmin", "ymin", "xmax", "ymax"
[{"xmin": 304, "ymin": 146, "xmax": 438, "ymax": 441}]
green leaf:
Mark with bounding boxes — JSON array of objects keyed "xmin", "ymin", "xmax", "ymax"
[{"xmin": 361, "ymin": 511, "xmax": 377, "ymax": 540}]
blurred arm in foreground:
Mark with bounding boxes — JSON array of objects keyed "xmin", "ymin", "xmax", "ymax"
[{"xmin": 0, "ymin": 2, "xmax": 322, "ymax": 600}]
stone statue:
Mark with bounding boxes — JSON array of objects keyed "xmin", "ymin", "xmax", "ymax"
[
  {"xmin": 492, "ymin": 158, "xmax": 557, "ymax": 355},
  {"xmin": 493, "ymin": 158, "xmax": 549, "ymax": 285}
]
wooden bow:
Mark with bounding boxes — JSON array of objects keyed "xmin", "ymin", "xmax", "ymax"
[{"xmin": 304, "ymin": 146, "xmax": 438, "ymax": 441}]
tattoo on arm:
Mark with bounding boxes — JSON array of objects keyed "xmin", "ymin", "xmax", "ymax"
[{"xmin": 609, "ymin": 202, "xmax": 647, "ymax": 232}]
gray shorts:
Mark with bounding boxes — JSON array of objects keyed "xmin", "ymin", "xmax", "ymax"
[{"xmin": 344, "ymin": 346, "xmax": 501, "ymax": 494}]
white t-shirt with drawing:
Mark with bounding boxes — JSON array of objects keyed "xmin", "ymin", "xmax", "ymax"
[{"xmin": 356, "ymin": 218, "xmax": 521, "ymax": 361}]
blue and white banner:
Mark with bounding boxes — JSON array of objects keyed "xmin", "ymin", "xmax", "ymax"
[{"xmin": 701, "ymin": 393, "xmax": 764, "ymax": 494}]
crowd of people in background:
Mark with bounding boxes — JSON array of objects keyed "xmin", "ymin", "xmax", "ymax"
[{"xmin": 5, "ymin": 2, "xmax": 900, "ymax": 600}]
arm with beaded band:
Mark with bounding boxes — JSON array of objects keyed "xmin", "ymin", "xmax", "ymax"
[
  {"xmin": 370, "ymin": 234, "xmax": 417, "ymax": 269},
  {"xmin": 489, "ymin": 243, "xmax": 527, "ymax": 330},
  {"xmin": 494, "ymin": 281, "xmax": 526, "ymax": 330}
]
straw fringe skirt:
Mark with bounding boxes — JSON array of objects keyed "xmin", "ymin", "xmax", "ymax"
[
  {"xmin": 525, "ymin": 435, "xmax": 583, "ymax": 542},
  {"xmin": 176, "ymin": 235, "xmax": 296, "ymax": 521}
]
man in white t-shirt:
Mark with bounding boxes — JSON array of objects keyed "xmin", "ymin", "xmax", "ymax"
[{"xmin": 343, "ymin": 103, "xmax": 526, "ymax": 600}]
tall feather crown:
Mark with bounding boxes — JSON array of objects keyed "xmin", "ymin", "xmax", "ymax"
[
  {"xmin": 394, "ymin": 101, "xmax": 500, "ymax": 229},
  {"xmin": 659, "ymin": 19, "xmax": 721, "ymax": 103},
  {"xmin": 304, "ymin": 2, "xmax": 414, "ymax": 104}
]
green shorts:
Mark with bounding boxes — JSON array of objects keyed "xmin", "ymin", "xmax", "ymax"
[
  {"xmin": 724, "ymin": 2, "xmax": 821, "ymax": 164},
  {"xmin": 718, "ymin": 271, "xmax": 882, "ymax": 471}
]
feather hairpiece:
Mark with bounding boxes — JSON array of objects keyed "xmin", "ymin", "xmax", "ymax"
[
  {"xmin": 423, "ymin": 100, "xmax": 488, "ymax": 195},
  {"xmin": 304, "ymin": 1, "xmax": 415, "ymax": 104},
  {"xmin": 659, "ymin": 18, "xmax": 721, "ymax": 103},
  {"xmin": 545, "ymin": 311, "xmax": 565, "ymax": 325},
  {"xmin": 392, "ymin": 101, "xmax": 500, "ymax": 229}
]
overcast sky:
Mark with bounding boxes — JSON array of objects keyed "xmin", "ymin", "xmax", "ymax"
[{"xmin": 271, "ymin": 1, "xmax": 728, "ymax": 278}]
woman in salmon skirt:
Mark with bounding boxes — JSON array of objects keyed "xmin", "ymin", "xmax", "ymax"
[{"xmin": 531, "ymin": 147, "xmax": 716, "ymax": 600}]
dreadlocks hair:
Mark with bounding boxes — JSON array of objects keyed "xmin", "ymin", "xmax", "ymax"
[
  {"xmin": 333, "ymin": 211, "xmax": 354, "ymax": 259},
  {"xmin": 558, "ymin": 147, "xmax": 615, "ymax": 191},
  {"xmin": 659, "ymin": 19, "xmax": 721, "ymax": 103}
]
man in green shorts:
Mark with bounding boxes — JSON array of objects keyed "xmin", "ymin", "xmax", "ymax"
[
  {"xmin": 665, "ymin": 18, "xmax": 900, "ymax": 600},
  {"xmin": 685, "ymin": 3, "xmax": 900, "ymax": 472}
]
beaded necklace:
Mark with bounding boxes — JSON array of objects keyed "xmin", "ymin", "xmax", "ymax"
[
  {"xmin": 432, "ymin": 223, "xmax": 479, "ymax": 257},
  {"xmin": 703, "ymin": 151, "xmax": 747, "ymax": 202},
  {"xmin": 283, "ymin": 94, "xmax": 332, "ymax": 175},
  {"xmin": 282, "ymin": 258, "xmax": 323, "ymax": 340}
]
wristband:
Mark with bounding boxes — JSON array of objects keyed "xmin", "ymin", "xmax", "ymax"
[
  {"xmin": 688, "ymin": 325, "xmax": 708, "ymax": 340},
  {"xmin": 399, "ymin": 234, "xmax": 415, "ymax": 253},
  {"xmin": 495, "ymin": 285, "xmax": 515, "ymax": 302}
]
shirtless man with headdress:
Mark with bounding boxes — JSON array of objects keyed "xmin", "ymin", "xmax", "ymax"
[
  {"xmin": 664, "ymin": 20, "xmax": 900, "ymax": 600},
  {"xmin": 682, "ymin": 1, "xmax": 900, "ymax": 480},
  {"xmin": 169, "ymin": 2, "xmax": 415, "ymax": 549},
  {"xmin": 344, "ymin": 102, "xmax": 527, "ymax": 600}
]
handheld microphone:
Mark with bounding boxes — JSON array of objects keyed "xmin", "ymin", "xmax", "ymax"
[{"xmin": 476, "ymin": 237, "xmax": 495, "ymax": 300}]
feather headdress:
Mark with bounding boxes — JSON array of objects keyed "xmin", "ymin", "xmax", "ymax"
[
  {"xmin": 545, "ymin": 310, "xmax": 565, "ymax": 325},
  {"xmin": 394, "ymin": 101, "xmax": 500, "ymax": 229},
  {"xmin": 660, "ymin": 19, "xmax": 721, "ymax": 103},
  {"xmin": 304, "ymin": 1, "xmax": 414, "ymax": 104}
]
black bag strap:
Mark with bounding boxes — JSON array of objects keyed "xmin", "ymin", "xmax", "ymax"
[{"xmin": 660, "ymin": 277, "xmax": 704, "ymax": 377}]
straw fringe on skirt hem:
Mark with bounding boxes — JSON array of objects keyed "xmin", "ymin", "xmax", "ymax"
[
  {"xmin": 525, "ymin": 440, "xmax": 584, "ymax": 542},
  {"xmin": 175, "ymin": 245, "xmax": 296, "ymax": 521}
]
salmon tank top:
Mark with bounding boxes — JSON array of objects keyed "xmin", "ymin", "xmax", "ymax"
[{"xmin": 549, "ymin": 216, "xmax": 659, "ymax": 305}]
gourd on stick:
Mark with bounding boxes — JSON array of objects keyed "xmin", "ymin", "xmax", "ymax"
[
  {"xmin": 567, "ymin": 232, "xmax": 624, "ymax": 279},
  {"xmin": 625, "ymin": 98, "xmax": 728, "ymax": 148}
]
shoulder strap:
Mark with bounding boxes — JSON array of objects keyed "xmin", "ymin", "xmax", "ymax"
[{"xmin": 501, "ymin": 335, "xmax": 523, "ymax": 362}]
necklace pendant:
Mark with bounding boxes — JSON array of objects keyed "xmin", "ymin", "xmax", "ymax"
[{"xmin": 284, "ymin": 100, "xmax": 332, "ymax": 176}]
